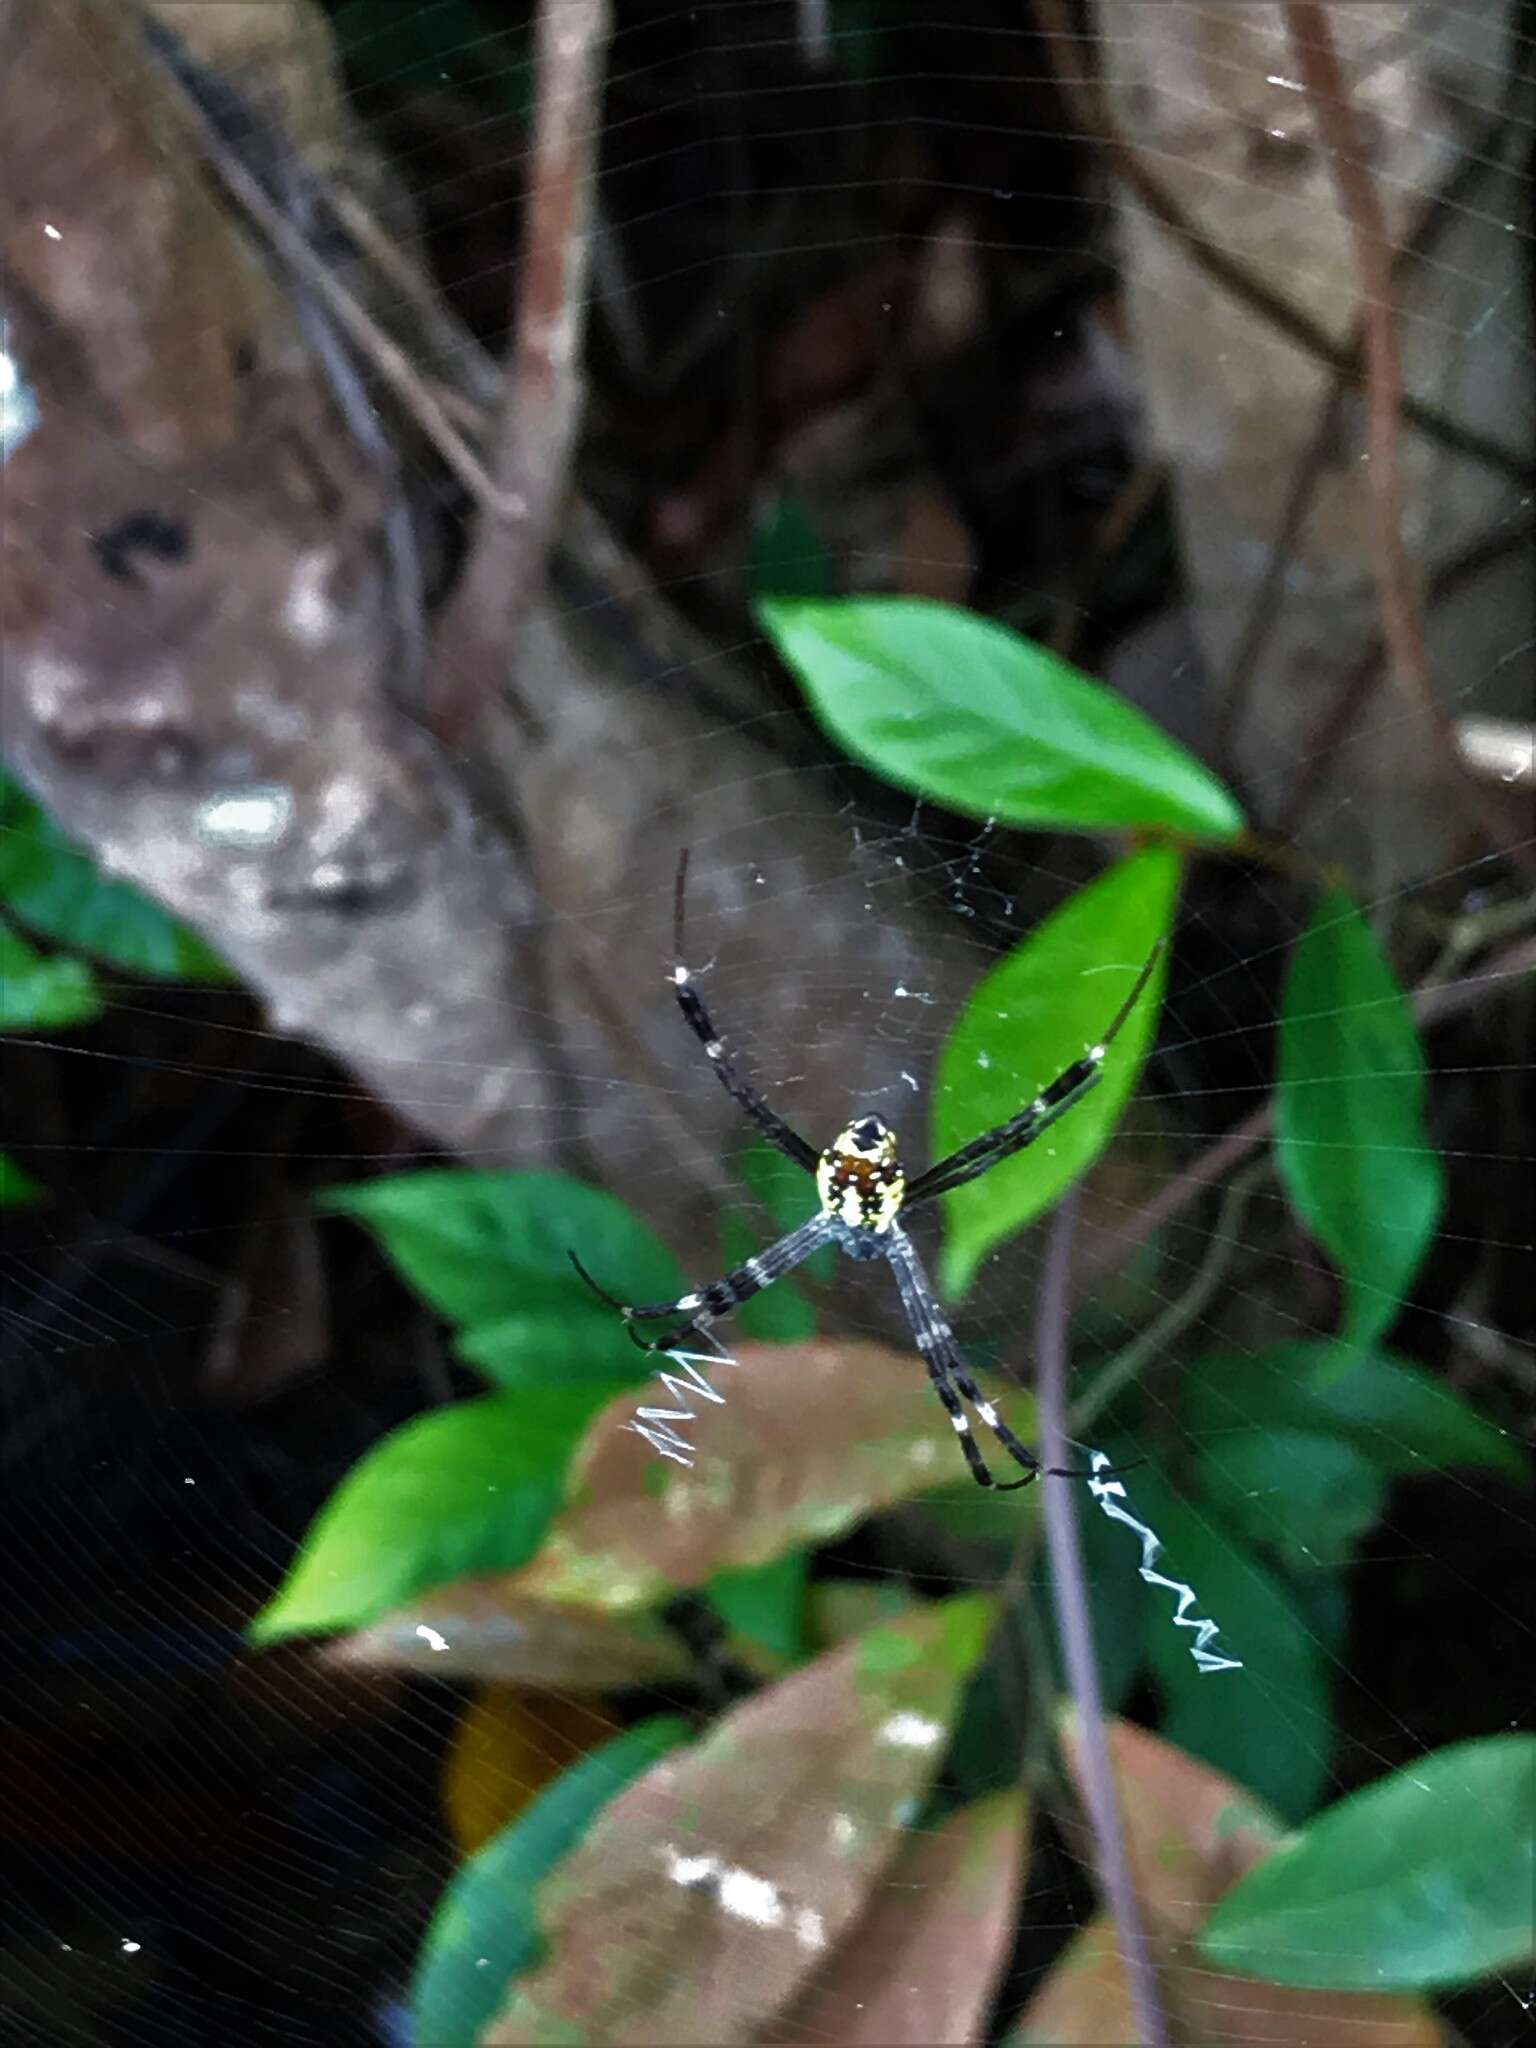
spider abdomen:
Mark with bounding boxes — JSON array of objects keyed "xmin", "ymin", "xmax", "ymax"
[{"xmin": 816, "ymin": 1115, "xmax": 906, "ymax": 1236}]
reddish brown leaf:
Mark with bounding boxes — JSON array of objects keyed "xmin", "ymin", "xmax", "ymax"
[
  {"xmin": 483, "ymin": 1594, "xmax": 995, "ymax": 2046},
  {"xmin": 760, "ymin": 1790, "xmax": 1029, "ymax": 2046},
  {"xmin": 1057, "ymin": 1710, "xmax": 1283, "ymax": 1940},
  {"xmin": 325, "ymin": 1584, "xmax": 692, "ymax": 1689},
  {"xmin": 508, "ymin": 1338, "xmax": 964, "ymax": 1613},
  {"xmin": 1014, "ymin": 1916, "xmax": 1446, "ymax": 2048},
  {"xmin": 1011, "ymin": 1718, "xmax": 1445, "ymax": 2045}
]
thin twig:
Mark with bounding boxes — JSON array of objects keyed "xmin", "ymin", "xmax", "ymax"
[
  {"xmin": 1035, "ymin": 1190, "xmax": 1170, "ymax": 2048},
  {"xmin": 1212, "ymin": 376, "xmax": 1351, "ymax": 777},
  {"xmin": 1214, "ymin": 78, "xmax": 1524, "ymax": 780},
  {"xmin": 432, "ymin": 0, "xmax": 611, "ymax": 744},
  {"xmin": 1029, "ymin": 0, "xmax": 1532, "ymax": 486},
  {"xmin": 169, "ymin": 87, "xmax": 515, "ymax": 515},
  {"xmin": 1283, "ymin": 2, "xmax": 1527, "ymax": 872}
]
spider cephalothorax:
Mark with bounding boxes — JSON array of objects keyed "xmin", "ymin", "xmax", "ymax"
[
  {"xmin": 815, "ymin": 1114, "xmax": 906, "ymax": 1250},
  {"xmin": 571, "ymin": 853, "xmax": 1162, "ymax": 1489}
]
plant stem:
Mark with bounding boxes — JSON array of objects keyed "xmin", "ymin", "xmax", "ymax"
[{"xmin": 1035, "ymin": 1189, "xmax": 1169, "ymax": 2048}]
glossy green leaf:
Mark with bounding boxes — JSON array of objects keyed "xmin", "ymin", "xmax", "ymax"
[
  {"xmin": 757, "ymin": 596, "xmax": 1245, "ymax": 840},
  {"xmin": 1116, "ymin": 1464, "xmax": 1332, "ymax": 1822},
  {"xmin": 751, "ymin": 492, "xmax": 834, "ymax": 598},
  {"xmin": 411, "ymin": 1716, "xmax": 690, "ymax": 2048},
  {"xmin": 320, "ymin": 1170, "xmax": 681, "ymax": 1386},
  {"xmin": 933, "ymin": 848, "xmax": 1178, "ymax": 1298},
  {"xmin": 1277, "ymin": 891, "xmax": 1444, "ymax": 1355},
  {"xmin": 1200, "ymin": 1734, "xmax": 1536, "ymax": 1990},
  {"xmin": 248, "ymin": 1386, "xmax": 614, "ymax": 1644},
  {"xmin": 0, "ymin": 920, "xmax": 102, "ymax": 1031},
  {"xmin": 0, "ymin": 1154, "xmax": 45, "ymax": 1207},
  {"xmin": 0, "ymin": 766, "xmax": 231, "ymax": 980},
  {"xmin": 708, "ymin": 1550, "xmax": 809, "ymax": 1661},
  {"xmin": 1185, "ymin": 1343, "xmax": 1527, "ymax": 1488}
]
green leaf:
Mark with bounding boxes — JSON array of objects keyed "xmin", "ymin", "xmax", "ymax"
[
  {"xmin": 411, "ymin": 1716, "xmax": 690, "ymax": 2048},
  {"xmin": 933, "ymin": 848, "xmax": 1178, "ymax": 1298},
  {"xmin": 0, "ymin": 920, "xmax": 103, "ymax": 1031},
  {"xmin": 1277, "ymin": 891, "xmax": 1445, "ymax": 1355},
  {"xmin": 751, "ymin": 493, "xmax": 834, "ymax": 598},
  {"xmin": 1115, "ymin": 1464, "xmax": 1332, "ymax": 1823},
  {"xmin": 248, "ymin": 1386, "xmax": 613, "ymax": 1644},
  {"xmin": 319, "ymin": 1170, "xmax": 681, "ymax": 1386},
  {"xmin": 756, "ymin": 596, "xmax": 1245, "ymax": 840},
  {"xmin": 1185, "ymin": 1342, "xmax": 1527, "ymax": 1489},
  {"xmin": 1200, "ymin": 1734, "xmax": 1536, "ymax": 1991},
  {"xmin": 708, "ymin": 1550, "xmax": 809, "ymax": 1661},
  {"xmin": 0, "ymin": 766, "xmax": 231, "ymax": 981},
  {"xmin": 1197, "ymin": 1428, "xmax": 1387, "ymax": 1572},
  {"xmin": 0, "ymin": 1154, "xmax": 45, "ymax": 1207}
]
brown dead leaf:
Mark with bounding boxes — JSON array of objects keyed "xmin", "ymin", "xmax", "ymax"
[
  {"xmin": 1058, "ymin": 1710, "xmax": 1284, "ymax": 1941},
  {"xmin": 505, "ymin": 1338, "xmax": 961, "ymax": 1613},
  {"xmin": 325, "ymin": 1584, "xmax": 692, "ymax": 1690},
  {"xmin": 760, "ymin": 1789, "xmax": 1029, "ymax": 2046},
  {"xmin": 1014, "ymin": 1916, "xmax": 1446, "ymax": 2048},
  {"xmin": 1011, "ymin": 1718, "xmax": 1445, "ymax": 2046},
  {"xmin": 484, "ymin": 1594, "xmax": 995, "ymax": 2046}
]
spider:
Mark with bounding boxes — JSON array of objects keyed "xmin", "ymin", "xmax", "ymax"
[{"xmin": 572, "ymin": 854, "xmax": 1162, "ymax": 1490}]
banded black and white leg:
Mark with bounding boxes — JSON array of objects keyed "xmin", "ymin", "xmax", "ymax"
[
  {"xmin": 668, "ymin": 851, "xmax": 819, "ymax": 1175},
  {"xmin": 570, "ymin": 1213, "xmax": 835, "ymax": 1358},
  {"xmin": 884, "ymin": 1225, "xmax": 1043, "ymax": 1489},
  {"xmin": 903, "ymin": 943, "xmax": 1163, "ymax": 1209}
]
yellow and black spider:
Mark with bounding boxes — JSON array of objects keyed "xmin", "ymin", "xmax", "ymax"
[{"xmin": 573, "ymin": 854, "xmax": 1160, "ymax": 1490}]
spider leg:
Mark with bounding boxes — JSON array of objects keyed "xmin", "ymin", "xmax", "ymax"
[
  {"xmin": 568, "ymin": 1213, "xmax": 835, "ymax": 1356},
  {"xmin": 905, "ymin": 938, "xmax": 1164, "ymax": 1208},
  {"xmin": 887, "ymin": 1226, "xmax": 1117, "ymax": 1490},
  {"xmin": 885, "ymin": 1226, "xmax": 1033, "ymax": 1490},
  {"xmin": 669, "ymin": 850, "xmax": 819, "ymax": 1174}
]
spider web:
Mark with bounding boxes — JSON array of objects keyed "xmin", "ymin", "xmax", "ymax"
[{"xmin": 0, "ymin": 3, "xmax": 1531, "ymax": 2045}]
